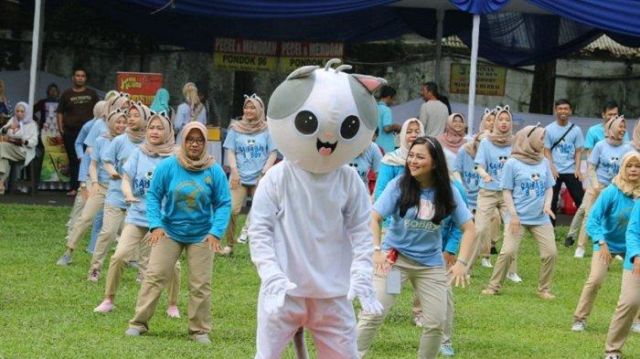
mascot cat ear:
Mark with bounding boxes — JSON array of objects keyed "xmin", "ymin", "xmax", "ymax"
[{"xmin": 351, "ymin": 74, "xmax": 386, "ymax": 94}]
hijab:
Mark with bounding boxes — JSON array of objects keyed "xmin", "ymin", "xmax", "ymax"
[
  {"xmin": 140, "ymin": 113, "xmax": 175, "ymax": 157},
  {"xmin": 381, "ymin": 118, "xmax": 425, "ymax": 166},
  {"xmin": 605, "ymin": 115, "xmax": 625, "ymax": 146},
  {"xmin": 108, "ymin": 92, "xmax": 130, "ymax": 113},
  {"xmin": 611, "ymin": 151, "xmax": 640, "ymax": 198},
  {"xmin": 511, "ymin": 125, "xmax": 545, "ymax": 165},
  {"xmin": 462, "ymin": 131, "xmax": 483, "ymax": 158},
  {"xmin": 104, "ymin": 108, "xmax": 127, "ymax": 139},
  {"xmin": 479, "ymin": 108, "xmax": 497, "ymax": 134},
  {"xmin": 11, "ymin": 101, "xmax": 34, "ymax": 126},
  {"xmin": 150, "ymin": 88, "xmax": 170, "ymax": 114},
  {"xmin": 437, "ymin": 113, "xmax": 467, "ymax": 153},
  {"xmin": 175, "ymin": 122, "xmax": 214, "ymax": 171},
  {"xmin": 488, "ymin": 105, "xmax": 513, "ymax": 147},
  {"xmin": 125, "ymin": 102, "xmax": 149, "ymax": 144},
  {"xmin": 632, "ymin": 118, "xmax": 640, "ymax": 151},
  {"xmin": 229, "ymin": 94, "xmax": 268, "ymax": 134}
]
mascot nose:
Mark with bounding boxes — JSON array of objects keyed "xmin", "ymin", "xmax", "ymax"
[{"xmin": 321, "ymin": 131, "xmax": 336, "ymax": 142}]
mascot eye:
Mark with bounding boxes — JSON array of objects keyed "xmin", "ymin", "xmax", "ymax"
[
  {"xmin": 340, "ymin": 115, "xmax": 360, "ymax": 139},
  {"xmin": 294, "ymin": 110, "xmax": 318, "ymax": 135}
]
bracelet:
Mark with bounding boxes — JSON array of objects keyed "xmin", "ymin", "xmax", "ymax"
[{"xmin": 456, "ymin": 258, "xmax": 468, "ymax": 266}]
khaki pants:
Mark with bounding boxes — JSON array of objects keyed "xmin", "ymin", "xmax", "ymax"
[
  {"xmin": 577, "ymin": 187, "xmax": 602, "ymax": 248},
  {"xmin": 129, "ymin": 235, "xmax": 213, "ymax": 335},
  {"xmin": 566, "ymin": 201, "xmax": 585, "ymax": 238},
  {"xmin": 66, "ymin": 184, "xmax": 107, "ymax": 250},
  {"xmin": 574, "ymin": 252, "xmax": 617, "ymax": 321},
  {"xmin": 473, "ymin": 189, "xmax": 517, "ymax": 273},
  {"xmin": 605, "ymin": 270, "xmax": 640, "ymax": 354},
  {"xmin": 104, "ymin": 224, "xmax": 180, "ymax": 304},
  {"xmin": 412, "ymin": 267, "xmax": 454, "ymax": 346},
  {"xmin": 223, "ymin": 184, "xmax": 256, "ymax": 248},
  {"xmin": 487, "ymin": 224, "xmax": 557, "ymax": 293},
  {"xmin": 66, "ymin": 190, "xmax": 87, "ymax": 243},
  {"xmin": 357, "ymin": 254, "xmax": 448, "ymax": 359},
  {"xmin": 89, "ymin": 204, "xmax": 126, "ymax": 272},
  {"xmin": 0, "ymin": 142, "xmax": 26, "ymax": 181}
]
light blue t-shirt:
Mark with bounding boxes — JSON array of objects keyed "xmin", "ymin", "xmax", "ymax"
[
  {"xmin": 474, "ymin": 138, "xmax": 512, "ymax": 191},
  {"xmin": 123, "ymin": 148, "xmax": 166, "ymax": 227},
  {"xmin": 584, "ymin": 123, "xmax": 630, "ymax": 150},
  {"xmin": 92, "ymin": 137, "xmax": 113, "ymax": 185},
  {"xmin": 174, "ymin": 103, "xmax": 207, "ymax": 141},
  {"xmin": 223, "ymin": 129, "xmax": 275, "ymax": 185},
  {"xmin": 374, "ymin": 177, "xmax": 472, "ymax": 267},
  {"xmin": 104, "ymin": 134, "xmax": 140, "ymax": 209},
  {"xmin": 76, "ymin": 119, "xmax": 95, "ymax": 182},
  {"xmin": 84, "ymin": 118, "xmax": 107, "ymax": 148},
  {"xmin": 586, "ymin": 184, "xmax": 635, "ymax": 255},
  {"xmin": 441, "ymin": 180, "xmax": 468, "ymax": 254},
  {"xmin": 373, "ymin": 162, "xmax": 403, "ymax": 200},
  {"xmin": 454, "ymin": 149, "xmax": 480, "ymax": 209},
  {"xmin": 147, "ymin": 156, "xmax": 232, "ymax": 244},
  {"xmin": 500, "ymin": 158, "xmax": 555, "ymax": 225},
  {"xmin": 375, "ymin": 102, "xmax": 395, "ymax": 153},
  {"xmin": 349, "ymin": 143, "xmax": 383, "ymax": 184},
  {"xmin": 544, "ymin": 121, "xmax": 584, "ymax": 174},
  {"xmin": 624, "ymin": 200, "xmax": 640, "ymax": 271},
  {"xmin": 589, "ymin": 141, "xmax": 632, "ymax": 186}
]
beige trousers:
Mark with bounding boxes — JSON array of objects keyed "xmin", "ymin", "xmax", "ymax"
[
  {"xmin": 223, "ymin": 184, "xmax": 256, "ymax": 248},
  {"xmin": 473, "ymin": 189, "xmax": 517, "ymax": 273},
  {"xmin": 566, "ymin": 201, "xmax": 586, "ymax": 238},
  {"xmin": 129, "ymin": 235, "xmax": 213, "ymax": 335},
  {"xmin": 0, "ymin": 142, "xmax": 26, "ymax": 180},
  {"xmin": 66, "ymin": 190, "xmax": 87, "ymax": 243},
  {"xmin": 605, "ymin": 270, "xmax": 640, "ymax": 354},
  {"xmin": 104, "ymin": 224, "xmax": 180, "ymax": 304},
  {"xmin": 357, "ymin": 254, "xmax": 448, "ymax": 359},
  {"xmin": 577, "ymin": 187, "xmax": 602, "ymax": 248},
  {"xmin": 89, "ymin": 204, "xmax": 126, "ymax": 272},
  {"xmin": 66, "ymin": 184, "xmax": 107, "ymax": 250},
  {"xmin": 487, "ymin": 224, "xmax": 557, "ymax": 293}
]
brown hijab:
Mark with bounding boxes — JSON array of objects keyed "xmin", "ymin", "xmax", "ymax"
[
  {"xmin": 103, "ymin": 109, "xmax": 127, "ymax": 139},
  {"xmin": 612, "ymin": 151, "xmax": 640, "ymax": 198},
  {"xmin": 140, "ymin": 113, "xmax": 175, "ymax": 157},
  {"xmin": 229, "ymin": 94, "xmax": 267, "ymax": 134},
  {"xmin": 437, "ymin": 113, "xmax": 467, "ymax": 154},
  {"xmin": 511, "ymin": 125, "xmax": 545, "ymax": 165},
  {"xmin": 632, "ymin": 118, "xmax": 640, "ymax": 151},
  {"xmin": 176, "ymin": 122, "xmax": 214, "ymax": 171},
  {"xmin": 605, "ymin": 115, "xmax": 625, "ymax": 146},
  {"xmin": 462, "ymin": 131, "xmax": 483, "ymax": 158},
  {"xmin": 125, "ymin": 102, "xmax": 149, "ymax": 144},
  {"xmin": 488, "ymin": 105, "xmax": 513, "ymax": 147}
]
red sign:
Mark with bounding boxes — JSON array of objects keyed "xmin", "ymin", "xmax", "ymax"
[{"xmin": 116, "ymin": 72, "xmax": 164, "ymax": 106}]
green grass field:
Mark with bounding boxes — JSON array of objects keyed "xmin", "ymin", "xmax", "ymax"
[{"xmin": 1, "ymin": 203, "xmax": 638, "ymax": 358}]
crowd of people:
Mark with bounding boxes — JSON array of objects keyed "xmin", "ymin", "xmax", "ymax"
[{"xmin": 2, "ymin": 63, "xmax": 640, "ymax": 359}]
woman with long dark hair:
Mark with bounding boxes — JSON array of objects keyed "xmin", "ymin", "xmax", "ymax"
[{"xmin": 356, "ymin": 136, "xmax": 476, "ymax": 359}]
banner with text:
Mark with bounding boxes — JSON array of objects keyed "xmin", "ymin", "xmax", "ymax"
[
  {"xmin": 116, "ymin": 72, "xmax": 164, "ymax": 105},
  {"xmin": 279, "ymin": 41, "xmax": 344, "ymax": 73},
  {"xmin": 449, "ymin": 63, "xmax": 506, "ymax": 96},
  {"xmin": 214, "ymin": 38, "xmax": 278, "ymax": 72}
]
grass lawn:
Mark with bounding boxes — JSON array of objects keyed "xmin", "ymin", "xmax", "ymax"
[{"xmin": 1, "ymin": 203, "xmax": 638, "ymax": 358}]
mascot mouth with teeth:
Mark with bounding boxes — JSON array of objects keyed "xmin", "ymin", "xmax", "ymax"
[{"xmin": 249, "ymin": 59, "xmax": 385, "ymax": 358}]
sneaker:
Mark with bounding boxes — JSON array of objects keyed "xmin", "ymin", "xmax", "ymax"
[
  {"xmin": 94, "ymin": 299, "xmax": 114, "ymax": 313},
  {"xmin": 88, "ymin": 269, "xmax": 100, "ymax": 282},
  {"xmin": 481, "ymin": 258, "xmax": 493, "ymax": 268},
  {"xmin": 127, "ymin": 260, "xmax": 139, "ymax": 269},
  {"xmin": 572, "ymin": 320, "xmax": 586, "ymax": 332},
  {"xmin": 125, "ymin": 327, "xmax": 142, "ymax": 337},
  {"xmin": 192, "ymin": 334, "xmax": 211, "ymax": 344},
  {"xmin": 538, "ymin": 291, "xmax": 556, "ymax": 300},
  {"xmin": 440, "ymin": 344, "xmax": 455, "ymax": 357},
  {"xmin": 166, "ymin": 305, "xmax": 181, "ymax": 318},
  {"xmin": 220, "ymin": 246, "xmax": 233, "ymax": 256},
  {"xmin": 136, "ymin": 271, "xmax": 143, "ymax": 283},
  {"xmin": 564, "ymin": 235, "xmax": 575, "ymax": 247},
  {"xmin": 490, "ymin": 245, "xmax": 498, "ymax": 255},
  {"xmin": 481, "ymin": 288, "xmax": 497, "ymax": 296},
  {"xmin": 506, "ymin": 272, "xmax": 523, "ymax": 283},
  {"xmin": 614, "ymin": 255, "xmax": 624, "ymax": 262},
  {"xmin": 56, "ymin": 253, "xmax": 72, "ymax": 266},
  {"xmin": 604, "ymin": 353, "xmax": 621, "ymax": 359},
  {"xmin": 632, "ymin": 322, "xmax": 640, "ymax": 333},
  {"xmin": 237, "ymin": 230, "xmax": 249, "ymax": 244},
  {"xmin": 574, "ymin": 246, "xmax": 585, "ymax": 258},
  {"xmin": 414, "ymin": 314, "xmax": 424, "ymax": 328},
  {"xmin": 66, "ymin": 189, "xmax": 77, "ymax": 197}
]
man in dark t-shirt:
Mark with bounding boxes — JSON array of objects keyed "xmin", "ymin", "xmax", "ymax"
[{"xmin": 56, "ymin": 67, "xmax": 98, "ymax": 194}]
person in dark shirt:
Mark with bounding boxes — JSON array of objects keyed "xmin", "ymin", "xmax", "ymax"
[{"xmin": 56, "ymin": 67, "xmax": 98, "ymax": 195}]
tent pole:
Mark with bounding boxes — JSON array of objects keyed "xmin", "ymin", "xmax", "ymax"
[
  {"xmin": 434, "ymin": 8, "xmax": 444, "ymax": 84},
  {"xmin": 28, "ymin": 0, "xmax": 44, "ymax": 106},
  {"xmin": 467, "ymin": 14, "xmax": 480, "ymax": 133}
]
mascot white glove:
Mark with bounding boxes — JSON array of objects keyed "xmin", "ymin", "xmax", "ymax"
[
  {"xmin": 262, "ymin": 273, "xmax": 297, "ymax": 315},
  {"xmin": 347, "ymin": 272, "xmax": 383, "ymax": 315}
]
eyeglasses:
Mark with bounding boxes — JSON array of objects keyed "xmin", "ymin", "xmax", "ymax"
[{"xmin": 186, "ymin": 138, "xmax": 205, "ymax": 145}]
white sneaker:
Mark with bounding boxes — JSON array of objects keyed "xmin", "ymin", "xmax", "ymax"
[
  {"xmin": 481, "ymin": 258, "xmax": 493, "ymax": 268},
  {"xmin": 574, "ymin": 246, "xmax": 585, "ymax": 258},
  {"xmin": 506, "ymin": 272, "xmax": 523, "ymax": 283},
  {"xmin": 571, "ymin": 320, "xmax": 586, "ymax": 332},
  {"xmin": 237, "ymin": 228, "xmax": 249, "ymax": 244},
  {"xmin": 614, "ymin": 255, "xmax": 624, "ymax": 262},
  {"xmin": 632, "ymin": 322, "xmax": 640, "ymax": 333}
]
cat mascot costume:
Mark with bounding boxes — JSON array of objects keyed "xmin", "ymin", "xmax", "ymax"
[{"xmin": 249, "ymin": 59, "xmax": 385, "ymax": 358}]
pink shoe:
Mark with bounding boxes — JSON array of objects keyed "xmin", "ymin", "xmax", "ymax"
[
  {"xmin": 166, "ymin": 305, "xmax": 180, "ymax": 318},
  {"xmin": 94, "ymin": 299, "xmax": 114, "ymax": 313}
]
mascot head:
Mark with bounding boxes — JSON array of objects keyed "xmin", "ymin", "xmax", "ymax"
[{"xmin": 267, "ymin": 58, "xmax": 385, "ymax": 174}]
